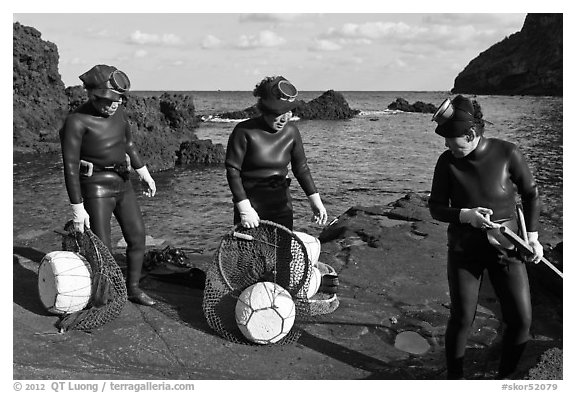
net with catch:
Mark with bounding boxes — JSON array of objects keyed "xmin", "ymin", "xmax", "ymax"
[
  {"xmin": 58, "ymin": 221, "xmax": 127, "ymax": 332},
  {"xmin": 202, "ymin": 220, "xmax": 336, "ymax": 344}
]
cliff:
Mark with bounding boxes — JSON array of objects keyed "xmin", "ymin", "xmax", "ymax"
[
  {"xmin": 13, "ymin": 22, "xmax": 69, "ymax": 152},
  {"xmin": 452, "ymin": 14, "xmax": 562, "ymax": 96}
]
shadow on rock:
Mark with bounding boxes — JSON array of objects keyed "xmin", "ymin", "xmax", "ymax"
[
  {"xmin": 13, "ymin": 247, "xmax": 52, "ymax": 316},
  {"xmin": 138, "ymin": 276, "xmax": 216, "ymax": 338}
]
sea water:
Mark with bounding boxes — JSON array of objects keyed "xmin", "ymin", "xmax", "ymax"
[{"xmin": 13, "ymin": 92, "xmax": 563, "ymax": 254}]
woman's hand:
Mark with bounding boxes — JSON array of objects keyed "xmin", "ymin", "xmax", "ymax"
[
  {"xmin": 136, "ymin": 166, "xmax": 156, "ymax": 197},
  {"xmin": 236, "ymin": 199, "xmax": 260, "ymax": 228},
  {"xmin": 308, "ymin": 193, "xmax": 328, "ymax": 225},
  {"xmin": 527, "ymin": 232, "xmax": 544, "ymax": 264},
  {"xmin": 459, "ymin": 207, "xmax": 498, "ymax": 229},
  {"xmin": 71, "ymin": 203, "xmax": 91, "ymax": 233}
]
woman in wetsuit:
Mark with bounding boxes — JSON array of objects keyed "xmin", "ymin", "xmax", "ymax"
[
  {"xmin": 225, "ymin": 76, "xmax": 328, "ymax": 230},
  {"xmin": 428, "ymin": 95, "xmax": 544, "ymax": 379},
  {"xmin": 60, "ymin": 64, "xmax": 156, "ymax": 306}
]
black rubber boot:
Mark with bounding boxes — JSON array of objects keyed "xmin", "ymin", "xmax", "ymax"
[
  {"xmin": 126, "ymin": 258, "xmax": 156, "ymax": 306},
  {"xmin": 446, "ymin": 356, "xmax": 465, "ymax": 380},
  {"xmin": 127, "ymin": 284, "xmax": 156, "ymax": 306},
  {"xmin": 497, "ymin": 342, "xmax": 527, "ymax": 379}
]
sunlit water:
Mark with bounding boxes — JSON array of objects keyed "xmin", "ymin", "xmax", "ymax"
[{"xmin": 13, "ymin": 92, "xmax": 562, "ymax": 255}]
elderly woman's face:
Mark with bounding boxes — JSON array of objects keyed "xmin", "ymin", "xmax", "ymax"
[
  {"xmin": 89, "ymin": 93, "xmax": 122, "ymax": 116},
  {"xmin": 263, "ymin": 111, "xmax": 293, "ymax": 132},
  {"xmin": 444, "ymin": 134, "xmax": 477, "ymax": 158}
]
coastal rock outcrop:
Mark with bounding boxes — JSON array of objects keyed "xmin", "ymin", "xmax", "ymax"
[
  {"xmin": 176, "ymin": 140, "xmax": 226, "ymax": 166},
  {"xmin": 13, "ymin": 22, "xmax": 69, "ymax": 152},
  {"xmin": 293, "ymin": 90, "xmax": 360, "ymax": 120},
  {"xmin": 387, "ymin": 98, "xmax": 436, "ymax": 113},
  {"xmin": 206, "ymin": 90, "xmax": 360, "ymax": 121},
  {"xmin": 452, "ymin": 13, "xmax": 562, "ymax": 96}
]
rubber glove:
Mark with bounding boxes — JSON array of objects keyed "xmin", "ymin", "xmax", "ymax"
[
  {"xmin": 71, "ymin": 202, "xmax": 90, "ymax": 233},
  {"xmin": 135, "ymin": 166, "xmax": 156, "ymax": 197},
  {"xmin": 236, "ymin": 199, "xmax": 260, "ymax": 228},
  {"xmin": 527, "ymin": 232, "xmax": 544, "ymax": 264},
  {"xmin": 308, "ymin": 193, "xmax": 328, "ymax": 225},
  {"xmin": 459, "ymin": 207, "xmax": 498, "ymax": 229}
]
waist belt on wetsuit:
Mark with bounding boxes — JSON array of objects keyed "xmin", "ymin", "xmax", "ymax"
[
  {"xmin": 243, "ymin": 175, "xmax": 291, "ymax": 189},
  {"xmin": 93, "ymin": 162, "xmax": 131, "ymax": 180}
]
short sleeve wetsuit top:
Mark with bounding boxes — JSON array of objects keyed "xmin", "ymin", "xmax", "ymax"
[{"xmin": 429, "ymin": 137, "xmax": 540, "ymax": 253}]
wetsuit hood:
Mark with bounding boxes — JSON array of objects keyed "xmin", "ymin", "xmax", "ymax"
[
  {"xmin": 80, "ymin": 64, "xmax": 131, "ymax": 101},
  {"xmin": 259, "ymin": 76, "xmax": 303, "ymax": 115},
  {"xmin": 434, "ymin": 95, "xmax": 475, "ymax": 138}
]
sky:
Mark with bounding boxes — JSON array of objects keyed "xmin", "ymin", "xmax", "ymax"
[{"xmin": 11, "ymin": 10, "xmax": 530, "ymax": 92}]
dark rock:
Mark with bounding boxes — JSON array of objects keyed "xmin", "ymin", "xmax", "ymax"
[
  {"xmin": 294, "ymin": 90, "xmax": 360, "ymax": 120},
  {"xmin": 175, "ymin": 139, "xmax": 225, "ymax": 166},
  {"xmin": 210, "ymin": 90, "xmax": 360, "ymax": 121},
  {"xmin": 386, "ymin": 192, "xmax": 431, "ymax": 221},
  {"xmin": 13, "ymin": 22, "xmax": 69, "ymax": 152},
  {"xmin": 387, "ymin": 98, "xmax": 437, "ymax": 113},
  {"xmin": 207, "ymin": 105, "xmax": 261, "ymax": 121},
  {"xmin": 158, "ymin": 93, "xmax": 198, "ymax": 131},
  {"xmin": 452, "ymin": 14, "xmax": 562, "ymax": 96}
]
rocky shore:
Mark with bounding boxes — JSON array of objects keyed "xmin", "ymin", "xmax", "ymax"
[
  {"xmin": 13, "ymin": 192, "xmax": 562, "ymax": 380},
  {"xmin": 12, "ymin": 19, "xmax": 562, "ymax": 381}
]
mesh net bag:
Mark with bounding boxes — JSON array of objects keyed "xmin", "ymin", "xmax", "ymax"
[
  {"xmin": 57, "ymin": 221, "xmax": 127, "ymax": 332},
  {"xmin": 204, "ymin": 220, "xmax": 320, "ymax": 344}
]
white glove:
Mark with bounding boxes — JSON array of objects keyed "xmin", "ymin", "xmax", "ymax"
[
  {"xmin": 527, "ymin": 232, "xmax": 544, "ymax": 264},
  {"xmin": 71, "ymin": 203, "xmax": 90, "ymax": 233},
  {"xmin": 459, "ymin": 207, "xmax": 498, "ymax": 229},
  {"xmin": 308, "ymin": 193, "xmax": 328, "ymax": 225},
  {"xmin": 236, "ymin": 199, "xmax": 260, "ymax": 228},
  {"xmin": 136, "ymin": 166, "xmax": 156, "ymax": 197}
]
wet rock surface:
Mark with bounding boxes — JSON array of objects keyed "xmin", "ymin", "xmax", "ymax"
[{"xmin": 13, "ymin": 193, "xmax": 562, "ymax": 380}]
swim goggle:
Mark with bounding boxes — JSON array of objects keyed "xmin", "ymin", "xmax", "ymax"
[
  {"xmin": 431, "ymin": 98, "xmax": 473, "ymax": 125},
  {"xmin": 108, "ymin": 70, "xmax": 131, "ymax": 93},
  {"xmin": 272, "ymin": 80, "xmax": 298, "ymax": 102}
]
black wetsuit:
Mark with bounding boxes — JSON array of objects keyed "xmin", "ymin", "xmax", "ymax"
[
  {"xmin": 225, "ymin": 116, "xmax": 317, "ymax": 230},
  {"xmin": 60, "ymin": 102, "xmax": 147, "ymax": 295},
  {"xmin": 429, "ymin": 137, "xmax": 541, "ymax": 379}
]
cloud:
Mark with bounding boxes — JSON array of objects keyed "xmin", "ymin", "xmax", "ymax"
[
  {"xmin": 325, "ymin": 22, "xmax": 416, "ymax": 40},
  {"xmin": 239, "ymin": 13, "xmax": 302, "ymax": 23},
  {"xmin": 422, "ymin": 13, "xmax": 525, "ymax": 30},
  {"xmin": 319, "ymin": 16, "xmax": 523, "ymax": 55},
  {"xmin": 308, "ymin": 39, "xmax": 342, "ymax": 52},
  {"xmin": 235, "ymin": 30, "xmax": 286, "ymax": 49},
  {"xmin": 202, "ymin": 35, "xmax": 222, "ymax": 49},
  {"xmin": 128, "ymin": 30, "xmax": 184, "ymax": 46},
  {"xmin": 134, "ymin": 49, "xmax": 148, "ymax": 58}
]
